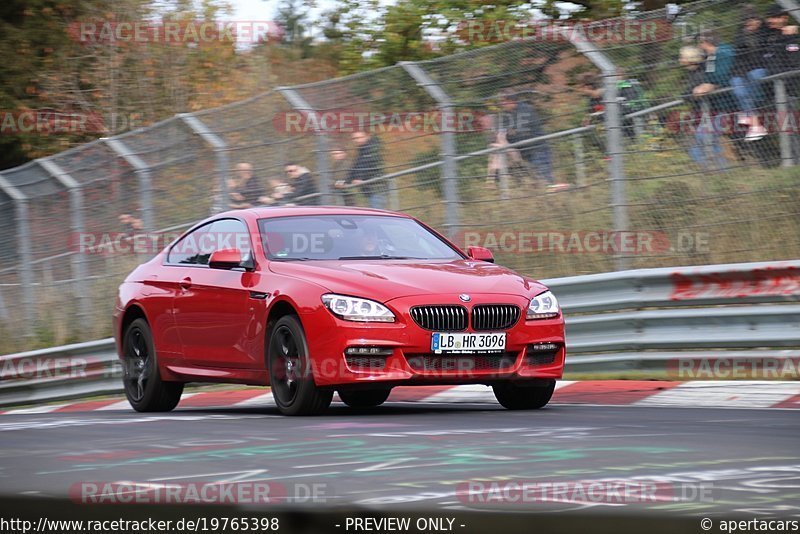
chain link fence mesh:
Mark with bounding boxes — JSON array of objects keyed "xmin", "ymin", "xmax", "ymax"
[
  {"xmin": 1, "ymin": 0, "xmax": 799, "ymax": 352},
  {"xmin": 590, "ymin": 0, "xmax": 800, "ymax": 271}
]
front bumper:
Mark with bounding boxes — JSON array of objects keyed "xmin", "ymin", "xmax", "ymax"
[{"xmin": 302, "ymin": 293, "xmax": 566, "ymax": 388}]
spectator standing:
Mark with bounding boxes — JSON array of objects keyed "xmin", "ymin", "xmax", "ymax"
[
  {"xmin": 732, "ymin": 5, "xmax": 770, "ymax": 141},
  {"xmin": 577, "ymin": 72, "xmax": 605, "ymax": 121},
  {"xmin": 342, "ymin": 132, "xmax": 386, "ymax": 209},
  {"xmin": 497, "ymin": 90, "xmax": 555, "ymax": 187},
  {"xmin": 116, "ymin": 213, "xmax": 144, "ymax": 254},
  {"xmin": 331, "ymin": 148, "xmax": 355, "ymax": 206},
  {"xmin": 764, "ymin": 5, "xmax": 800, "ymax": 92},
  {"xmin": 496, "ymin": 90, "xmax": 570, "ymax": 191},
  {"xmin": 575, "ymin": 72, "xmax": 607, "ymax": 153},
  {"xmin": 281, "ymin": 164, "xmax": 320, "ymax": 205},
  {"xmin": 228, "ymin": 163, "xmax": 266, "ymax": 209},
  {"xmin": 118, "ymin": 213, "xmax": 143, "ymax": 233}
]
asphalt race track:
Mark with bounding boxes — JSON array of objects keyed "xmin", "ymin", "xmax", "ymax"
[{"xmin": 0, "ymin": 400, "xmax": 798, "ymax": 519}]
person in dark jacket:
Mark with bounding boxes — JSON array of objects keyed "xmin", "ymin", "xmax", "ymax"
[
  {"xmin": 282, "ymin": 164, "xmax": 319, "ymax": 205},
  {"xmin": 228, "ymin": 162, "xmax": 266, "ymax": 209},
  {"xmin": 731, "ymin": 5, "xmax": 770, "ymax": 140},
  {"xmin": 497, "ymin": 90, "xmax": 565, "ymax": 189},
  {"xmin": 331, "ymin": 148, "xmax": 354, "ymax": 206},
  {"xmin": 340, "ymin": 132, "xmax": 386, "ymax": 209},
  {"xmin": 764, "ymin": 5, "xmax": 800, "ymax": 94}
]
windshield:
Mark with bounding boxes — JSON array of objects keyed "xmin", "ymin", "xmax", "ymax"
[{"xmin": 258, "ymin": 215, "xmax": 463, "ymax": 261}]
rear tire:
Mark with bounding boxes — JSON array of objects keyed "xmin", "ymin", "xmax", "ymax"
[
  {"xmin": 268, "ymin": 315, "xmax": 333, "ymax": 416},
  {"xmin": 338, "ymin": 388, "xmax": 391, "ymax": 408},
  {"xmin": 122, "ymin": 318, "xmax": 183, "ymax": 412},
  {"xmin": 493, "ymin": 379, "xmax": 555, "ymax": 410}
]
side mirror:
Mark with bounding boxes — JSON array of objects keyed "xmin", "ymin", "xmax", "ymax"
[
  {"xmin": 209, "ymin": 248, "xmax": 252, "ymax": 270},
  {"xmin": 467, "ymin": 246, "xmax": 494, "ymax": 263}
]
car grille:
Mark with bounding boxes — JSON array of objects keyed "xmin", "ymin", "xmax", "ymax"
[
  {"xmin": 471, "ymin": 305, "xmax": 520, "ymax": 331},
  {"xmin": 406, "ymin": 352, "xmax": 518, "ymax": 372},
  {"xmin": 410, "ymin": 305, "xmax": 467, "ymax": 331}
]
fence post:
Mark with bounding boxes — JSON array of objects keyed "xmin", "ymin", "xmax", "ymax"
[
  {"xmin": 0, "ymin": 284, "xmax": 7, "ymax": 322},
  {"xmin": 0, "ymin": 173, "xmax": 34, "ymax": 337},
  {"xmin": 399, "ymin": 61, "xmax": 460, "ymax": 239},
  {"xmin": 570, "ymin": 38, "xmax": 629, "ymax": 270},
  {"xmin": 572, "ymin": 133, "xmax": 586, "ymax": 187},
  {"xmin": 777, "ymin": 0, "xmax": 800, "ymax": 166},
  {"xmin": 699, "ymin": 99, "xmax": 714, "ymax": 165},
  {"xmin": 770, "ymin": 0, "xmax": 799, "ymax": 162},
  {"xmin": 276, "ymin": 87, "xmax": 333, "ymax": 205},
  {"xmin": 498, "ymin": 151, "xmax": 511, "ymax": 200},
  {"xmin": 37, "ymin": 159, "xmax": 91, "ymax": 326},
  {"xmin": 315, "ymin": 133, "xmax": 335, "ymax": 206},
  {"xmin": 177, "ymin": 113, "xmax": 231, "ymax": 213},
  {"xmin": 774, "ymin": 78, "xmax": 795, "ymax": 167},
  {"xmin": 104, "ymin": 138, "xmax": 154, "ymax": 232}
]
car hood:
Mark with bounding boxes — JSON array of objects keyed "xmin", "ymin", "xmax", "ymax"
[{"xmin": 268, "ymin": 259, "xmax": 546, "ymax": 301}]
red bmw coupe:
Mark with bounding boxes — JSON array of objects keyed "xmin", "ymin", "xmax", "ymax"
[{"xmin": 113, "ymin": 207, "xmax": 565, "ymax": 415}]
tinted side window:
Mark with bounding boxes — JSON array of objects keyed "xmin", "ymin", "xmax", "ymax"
[
  {"xmin": 167, "ymin": 223, "xmax": 213, "ymax": 265},
  {"xmin": 167, "ymin": 219, "xmax": 252, "ymax": 266},
  {"xmin": 209, "ymin": 218, "xmax": 252, "ymax": 258}
]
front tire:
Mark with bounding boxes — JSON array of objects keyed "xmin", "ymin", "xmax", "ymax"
[
  {"xmin": 338, "ymin": 388, "xmax": 391, "ymax": 408},
  {"xmin": 493, "ymin": 379, "xmax": 555, "ymax": 410},
  {"xmin": 122, "ymin": 318, "xmax": 183, "ymax": 412},
  {"xmin": 268, "ymin": 315, "xmax": 333, "ymax": 416}
]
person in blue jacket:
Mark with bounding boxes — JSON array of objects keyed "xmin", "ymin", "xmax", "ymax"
[{"xmin": 688, "ymin": 31, "xmax": 736, "ymax": 169}]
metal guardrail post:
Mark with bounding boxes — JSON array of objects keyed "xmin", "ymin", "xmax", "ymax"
[
  {"xmin": 570, "ymin": 38, "xmax": 629, "ymax": 270},
  {"xmin": 177, "ymin": 113, "xmax": 231, "ymax": 213},
  {"xmin": 37, "ymin": 159, "xmax": 91, "ymax": 325},
  {"xmin": 103, "ymin": 138, "xmax": 154, "ymax": 232},
  {"xmin": 400, "ymin": 62, "xmax": 460, "ymax": 239},
  {"xmin": 774, "ymin": 79, "xmax": 794, "ymax": 167},
  {"xmin": 276, "ymin": 88, "xmax": 333, "ymax": 205},
  {"xmin": 0, "ymin": 173, "xmax": 34, "ymax": 337}
]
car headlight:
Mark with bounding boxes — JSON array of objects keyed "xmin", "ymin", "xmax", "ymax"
[
  {"xmin": 526, "ymin": 291, "xmax": 560, "ymax": 320},
  {"xmin": 321, "ymin": 294, "xmax": 395, "ymax": 323}
]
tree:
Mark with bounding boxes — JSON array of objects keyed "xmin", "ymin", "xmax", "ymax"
[
  {"xmin": 0, "ymin": 0, "xmax": 250, "ymax": 170},
  {"xmin": 275, "ymin": 0, "xmax": 316, "ymax": 57}
]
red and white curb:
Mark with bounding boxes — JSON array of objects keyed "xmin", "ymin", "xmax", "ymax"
[{"xmin": 2, "ymin": 380, "xmax": 799, "ymax": 414}]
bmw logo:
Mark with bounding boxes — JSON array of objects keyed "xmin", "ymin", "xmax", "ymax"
[{"xmin": 459, "ymin": 294, "xmax": 471, "ymax": 302}]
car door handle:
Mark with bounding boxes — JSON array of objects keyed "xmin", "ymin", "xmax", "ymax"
[{"xmin": 179, "ymin": 277, "xmax": 192, "ymax": 290}]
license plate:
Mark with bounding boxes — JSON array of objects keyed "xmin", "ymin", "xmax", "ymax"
[{"xmin": 431, "ymin": 332, "xmax": 506, "ymax": 353}]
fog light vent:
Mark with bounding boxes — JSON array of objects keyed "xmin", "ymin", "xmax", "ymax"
[
  {"xmin": 526, "ymin": 343, "xmax": 561, "ymax": 366},
  {"xmin": 345, "ymin": 346, "xmax": 393, "ymax": 371}
]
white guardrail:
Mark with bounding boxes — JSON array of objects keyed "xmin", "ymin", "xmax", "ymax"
[{"xmin": 1, "ymin": 260, "xmax": 798, "ymax": 407}]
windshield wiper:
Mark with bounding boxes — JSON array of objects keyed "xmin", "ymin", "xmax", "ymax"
[{"xmin": 337, "ymin": 255, "xmax": 421, "ymax": 260}]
